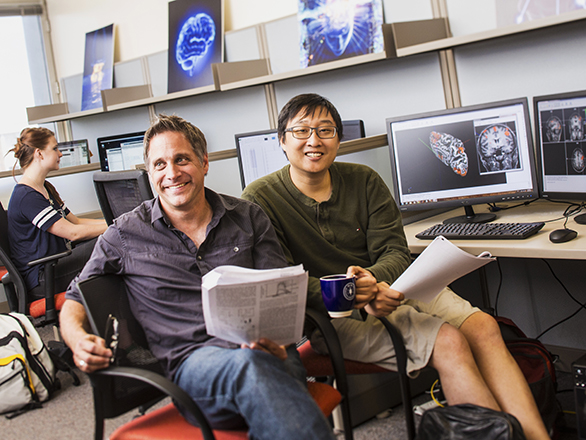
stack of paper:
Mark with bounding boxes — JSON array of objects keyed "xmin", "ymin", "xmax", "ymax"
[
  {"xmin": 391, "ymin": 236, "xmax": 495, "ymax": 303},
  {"xmin": 202, "ymin": 265, "xmax": 308, "ymax": 345}
]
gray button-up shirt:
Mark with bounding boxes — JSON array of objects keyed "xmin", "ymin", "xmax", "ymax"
[{"xmin": 66, "ymin": 188, "xmax": 287, "ymax": 379}]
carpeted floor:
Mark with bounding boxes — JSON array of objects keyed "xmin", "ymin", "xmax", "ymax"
[{"xmin": 0, "ymin": 326, "xmax": 580, "ymax": 440}]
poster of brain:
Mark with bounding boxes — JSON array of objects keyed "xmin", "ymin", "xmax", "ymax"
[
  {"xmin": 167, "ymin": 0, "xmax": 223, "ymax": 93},
  {"xmin": 299, "ymin": 0, "xmax": 384, "ymax": 68}
]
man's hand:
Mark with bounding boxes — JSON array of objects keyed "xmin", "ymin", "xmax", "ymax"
[
  {"xmin": 72, "ymin": 333, "xmax": 112, "ymax": 373},
  {"xmin": 364, "ymin": 282, "xmax": 405, "ymax": 318},
  {"xmin": 60, "ymin": 300, "xmax": 112, "ymax": 373},
  {"xmin": 241, "ymin": 338, "xmax": 287, "ymax": 361},
  {"xmin": 346, "ymin": 265, "xmax": 377, "ymax": 309}
]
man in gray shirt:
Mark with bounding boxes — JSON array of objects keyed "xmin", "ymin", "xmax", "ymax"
[{"xmin": 60, "ymin": 114, "xmax": 335, "ymax": 440}]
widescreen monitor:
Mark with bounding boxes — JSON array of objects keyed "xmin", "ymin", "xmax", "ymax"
[
  {"xmin": 97, "ymin": 131, "xmax": 145, "ymax": 172},
  {"xmin": 235, "ymin": 120, "xmax": 366, "ymax": 189},
  {"xmin": 57, "ymin": 139, "xmax": 90, "ymax": 167},
  {"xmin": 386, "ymin": 98, "xmax": 539, "ymax": 224},
  {"xmin": 533, "ymin": 90, "xmax": 586, "ymax": 202}
]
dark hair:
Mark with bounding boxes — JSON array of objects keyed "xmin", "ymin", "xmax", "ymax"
[
  {"xmin": 144, "ymin": 114, "xmax": 207, "ymax": 167},
  {"xmin": 10, "ymin": 127, "xmax": 63, "ymax": 205},
  {"xmin": 277, "ymin": 94, "xmax": 344, "ymax": 143}
]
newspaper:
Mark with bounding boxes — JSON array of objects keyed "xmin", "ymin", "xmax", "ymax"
[
  {"xmin": 202, "ymin": 264, "xmax": 308, "ymax": 346},
  {"xmin": 391, "ymin": 236, "xmax": 496, "ymax": 303}
]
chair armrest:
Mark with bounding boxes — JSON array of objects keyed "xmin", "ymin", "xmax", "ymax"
[
  {"xmin": 304, "ymin": 308, "xmax": 349, "ymax": 401},
  {"xmin": 92, "ymin": 366, "xmax": 215, "ymax": 440},
  {"xmin": 27, "ymin": 249, "xmax": 72, "ymax": 267},
  {"xmin": 375, "ymin": 317, "xmax": 408, "ymax": 376}
]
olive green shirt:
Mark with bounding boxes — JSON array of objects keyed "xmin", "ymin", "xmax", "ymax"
[{"xmin": 242, "ymin": 162, "xmax": 412, "ymax": 319}]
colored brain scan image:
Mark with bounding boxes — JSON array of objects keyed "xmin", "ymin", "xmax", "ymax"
[
  {"xmin": 571, "ymin": 147, "xmax": 585, "ymax": 173},
  {"xmin": 546, "ymin": 116, "xmax": 563, "ymax": 142},
  {"xmin": 429, "ymin": 131, "xmax": 469, "ymax": 177},
  {"xmin": 175, "ymin": 13, "xmax": 216, "ymax": 77},
  {"xmin": 513, "ymin": 0, "xmax": 586, "ymax": 24},
  {"xmin": 569, "ymin": 113, "xmax": 584, "ymax": 141},
  {"xmin": 477, "ymin": 124, "xmax": 520, "ymax": 172},
  {"xmin": 299, "ymin": 0, "xmax": 384, "ymax": 67}
]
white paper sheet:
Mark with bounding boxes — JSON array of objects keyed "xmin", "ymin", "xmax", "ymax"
[
  {"xmin": 202, "ymin": 265, "xmax": 308, "ymax": 346},
  {"xmin": 391, "ymin": 236, "xmax": 495, "ymax": 303}
]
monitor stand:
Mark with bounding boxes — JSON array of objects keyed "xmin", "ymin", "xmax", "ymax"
[{"xmin": 442, "ymin": 205, "xmax": 496, "ymax": 224}]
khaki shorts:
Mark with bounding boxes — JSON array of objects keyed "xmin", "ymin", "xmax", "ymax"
[{"xmin": 310, "ymin": 287, "xmax": 481, "ymax": 377}]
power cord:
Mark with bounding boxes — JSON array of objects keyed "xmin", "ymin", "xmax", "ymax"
[
  {"xmin": 430, "ymin": 379, "xmax": 445, "ymax": 408},
  {"xmin": 493, "ymin": 258, "xmax": 504, "ymax": 317},
  {"xmin": 535, "ymin": 259, "xmax": 586, "ymax": 340},
  {"xmin": 487, "ymin": 199, "xmax": 538, "ymax": 212},
  {"xmin": 412, "ymin": 379, "xmax": 446, "ymax": 415}
]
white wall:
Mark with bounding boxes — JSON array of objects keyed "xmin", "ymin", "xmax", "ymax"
[
  {"xmin": 46, "ymin": 0, "xmax": 487, "ymax": 80},
  {"xmin": 45, "ymin": 0, "xmax": 298, "ymax": 80}
]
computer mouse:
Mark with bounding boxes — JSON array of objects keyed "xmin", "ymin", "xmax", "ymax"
[{"xmin": 549, "ymin": 228, "xmax": 578, "ymax": 243}]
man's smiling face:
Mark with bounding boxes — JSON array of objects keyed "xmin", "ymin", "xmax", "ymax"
[{"xmin": 148, "ymin": 131, "xmax": 209, "ymax": 214}]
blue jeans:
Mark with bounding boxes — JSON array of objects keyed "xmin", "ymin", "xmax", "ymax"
[{"xmin": 174, "ymin": 345, "xmax": 335, "ymax": 440}]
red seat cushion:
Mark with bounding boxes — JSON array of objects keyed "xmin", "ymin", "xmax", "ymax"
[
  {"xmin": 110, "ymin": 403, "xmax": 248, "ymax": 440},
  {"xmin": 110, "ymin": 380, "xmax": 340, "ymax": 440},
  {"xmin": 307, "ymin": 380, "xmax": 342, "ymax": 416},
  {"xmin": 28, "ymin": 291, "xmax": 66, "ymax": 318},
  {"xmin": 298, "ymin": 340, "xmax": 391, "ymax": 376}
]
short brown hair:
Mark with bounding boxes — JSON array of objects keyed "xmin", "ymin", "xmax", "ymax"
[{"xmin": 144, "ymin": 114, "xmax": 207, "ymax": 167}]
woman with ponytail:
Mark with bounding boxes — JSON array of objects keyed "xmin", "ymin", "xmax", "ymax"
[{"xmin": 7, "ymin": 127, "xmax": 107, "ymax": 301}]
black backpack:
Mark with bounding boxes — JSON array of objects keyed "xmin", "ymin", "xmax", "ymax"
[
  {"xmin": 496, "ymin": 316, "xmax": 561, "ymax": 437},
  {"xmin": 416, "ymin": 404, "xmax": 526, "ymax": 440}
]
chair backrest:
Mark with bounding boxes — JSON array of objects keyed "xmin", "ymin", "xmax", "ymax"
[
  {"xmin": 78, "ymin": 274, "xmax": 154, "ymax": 363},
  {"xmin": 93, "ymin": 169, "xmax": 154, "ymax": 225},
  {"xmin": 0, "ymin": 202, "xmax": 29, "ymax": 313},
  {"xmin": 77, "ymin": 274, "xmax": 165, "ymax": 420}
]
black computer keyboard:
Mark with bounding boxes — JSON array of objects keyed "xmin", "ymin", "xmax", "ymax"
[{"xmin": 416, "ymin": 222, "xmax": 545, "ymax": 240}]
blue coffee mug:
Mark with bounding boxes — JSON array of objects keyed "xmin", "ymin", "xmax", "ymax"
[{"xmin": 320, "ymin": 275, "xmax": 356, "ymax": 318}]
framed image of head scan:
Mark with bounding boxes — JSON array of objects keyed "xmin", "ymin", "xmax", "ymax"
[
  {"xmin": 81, "ymin": 24, "xmax": 114, "ymax": 111},
  {"xmin": 298, "ymin": 0, "xmax": 384, "ymax": 68},
  {"xmin": 167, "ymin": 0, "xmax": 224, "ymax": 93}
]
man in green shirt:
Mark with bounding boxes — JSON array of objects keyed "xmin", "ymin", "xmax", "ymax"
[{"xmin": 242, "ymin": 93, "xmax": 549, "ymax": 440}]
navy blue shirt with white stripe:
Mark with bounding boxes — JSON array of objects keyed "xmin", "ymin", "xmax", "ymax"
[{"xmin": 7, "ymin": 183, "xmax": 70, "ymax": 291}]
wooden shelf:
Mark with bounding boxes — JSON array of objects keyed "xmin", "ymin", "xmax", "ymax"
[
  {"xmin": 26, "ymin": 10, "xmax": 586, "ymax": 125},
  {"xmin": 27, "ymin": 84, "xmax": 218, "ymax": 124},
  {"xmin": 396, "ymin": 8, "xmax": 586, "ymax": 57},
  {"xmin": 0, "ymin": 162, "xmax": 100, "ymax": 180}
]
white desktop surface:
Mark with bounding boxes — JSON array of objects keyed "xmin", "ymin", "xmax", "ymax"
[{"xmin": 403, "ymin": 200, "xmax": 586, "ymax": 260}]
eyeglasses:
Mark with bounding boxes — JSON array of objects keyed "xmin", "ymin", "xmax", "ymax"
[
  {"xmin": 105, "ymin": 314, "xmax": 119, "ymax": 364},
  {"xmin": 285, "ymin": 126, "xmax": 338, "ymax": 139}
]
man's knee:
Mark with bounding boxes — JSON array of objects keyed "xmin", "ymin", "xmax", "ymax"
[
  {"xmin": 229, "ymin": 348, "xmax": 286, "ymax": 381},
  {"xmin": 460, "ymin": 311, "xmax": 504, "ymax": 349},
  {"xmin": 430, "ymin": 324, "xmax": 472, "ymax": 369}
]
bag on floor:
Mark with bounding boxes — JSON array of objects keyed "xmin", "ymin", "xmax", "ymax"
[
  {"xmin": 496, "ymin": 316, "xmax": 560, "ymax": 436},
  {"xmin": 416, "ymin": 403, "xmax": 526, "ymax": 440},
  {"xmin": 0, "ymin": 313, "xmax": 56, "ymax": 418}
]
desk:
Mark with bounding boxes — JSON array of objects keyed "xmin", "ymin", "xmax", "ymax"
[{"xmin": 403, "ymin": 200, "xmax": 586, "ymax": 260}]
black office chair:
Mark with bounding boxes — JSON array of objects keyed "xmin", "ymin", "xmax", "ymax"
[
  {"xmin": 77, "ymin": 274, "xmax": 342, "ymax": 440},
  {"xmin": 0, "ymin": 202, "xmax": 71, "ymax": 325},
  {"xmin": 299, "ymin": 309, "xmax": 417, "ymax": 440},
  {"xmin": 93, "ymin": 169, "xmax": 154, "ymax": 225}
]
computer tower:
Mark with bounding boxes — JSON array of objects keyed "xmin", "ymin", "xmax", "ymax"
[{"xmin": 574, "ymin": 354, "xmax": 586, "ymax": 440}]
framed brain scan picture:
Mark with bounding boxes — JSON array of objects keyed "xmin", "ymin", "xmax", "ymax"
[
  {"xmin": 167, "ymin": 0, "xmax": 224, "ymax": 94},
  {"xmin": 298, "ymin": 0, "xmax": 384, "ymax": 68},
  {"xmin": 81, "ymin": 24, "xmax": 114, "ymax": 111}
]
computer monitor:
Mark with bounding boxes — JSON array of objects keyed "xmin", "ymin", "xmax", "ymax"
[
  {"xmin": 386, "ymin": 98, "xmax": 539, "ymax": 224},
  {"xmin": 97, "ymin": 131, "xmax": 145, "ymax": 172},
  {"xmin": 533, "ymin": 90, "xmax": 586, "ymax": 201},
  {"xmin": 235, "ymin": 120, "xmax": 366, "ymax": 189},
  {"xmin": 57, "ymin": 139, "xmax": 90, "ymax": 167}
]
